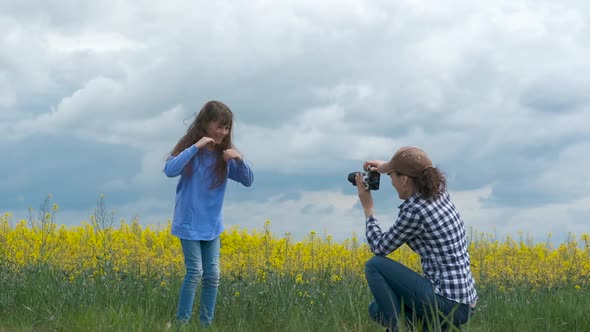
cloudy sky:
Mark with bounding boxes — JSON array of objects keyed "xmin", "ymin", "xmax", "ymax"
[{"xmin": 1, "ymin": 0, "xmax": 589, "ymax": 243}]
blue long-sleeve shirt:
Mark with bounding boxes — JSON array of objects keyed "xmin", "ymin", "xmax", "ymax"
[{"xmin": 164, "ymin": 145, "xmax": 253, "ymax": 240}]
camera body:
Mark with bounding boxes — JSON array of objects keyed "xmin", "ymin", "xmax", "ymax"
[{"xmin": 348, "ymin": 167, "xmax": 380, "ymax": 190}]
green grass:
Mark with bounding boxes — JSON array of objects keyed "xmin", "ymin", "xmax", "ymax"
[{"xmin": 1, "ymin": 267, "xmax": 589, "ymax": 332}]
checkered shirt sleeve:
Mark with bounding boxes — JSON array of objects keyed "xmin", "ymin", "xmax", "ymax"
[{"xmin": 365, "ymin": 205, "xmax": 423, "ymax": 256}]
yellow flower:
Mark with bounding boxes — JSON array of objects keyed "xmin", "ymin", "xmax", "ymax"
[
  {"xmin": 234, "ymin": 291, "xmax": 240, "ymax": 297},
  {"xmin": 295, "ymin": 273, "xmax": 304, "ymax": 284},
  {"xmin": 575, "ymin": 285, "xmax": 581, "ymax": 291}
]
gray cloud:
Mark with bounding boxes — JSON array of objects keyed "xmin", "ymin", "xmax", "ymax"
[
  {"xmin": 0, "ymin": 135, "xmax": 142, "ymax": 210},
  {"xmin": 1, "ymin": 0, "xmax": 589, "ymax": 240},
  {"xmin": 520, "ymin": 75, "xmax": 590, "ymax": 112}
]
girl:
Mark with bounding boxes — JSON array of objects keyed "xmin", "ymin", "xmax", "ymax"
[
  {"xmin": 355, "ymin": 146, "xmax": 477, "ymax": 331},
  {"xmin": 164, "ymin": 100, "xmax": 254, "ymax": 326}
]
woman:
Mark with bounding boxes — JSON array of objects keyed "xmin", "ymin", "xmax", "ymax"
[
  {"xmin": 355, "ymin": 146, "xmax": 477, "ymax": 331},
  {"xmin": 164, "ymin": 100, "xmax": 254, "ymax": 326}
]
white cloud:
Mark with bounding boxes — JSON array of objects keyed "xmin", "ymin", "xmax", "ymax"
[
  {"xmin": 235, "ymin": 103, "xmax": 403, "ymax": 173},
  {"xmin": 1, "ymin": 0, "xmax": 590, "ymax": 241},
  {"xmin": 7, "ymin": 79, "xmax": 186, "ymax": 144},
  {"xmin": 220, "ymin": 184, "xmax": 590, "ymax": 242},
  {"xmin": 223, "ymin": 188, "xmax": 361, "ymax": 240},
  {"xmin": 451, "ymin": 185, "xmax": 590, "ymax": 242},
  {"xmin": 312, "ymin": 81, "xmax": 375, "ymax": 102},
  {"xmin": 47, "ymin": 32, "xmax": 145, "ymax": 53},
  {"xmin": 533, "ymin": 141, "xmax": 590, "ymax": 196}
]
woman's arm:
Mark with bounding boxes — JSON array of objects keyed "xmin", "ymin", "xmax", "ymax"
[{"xmin": 365, "ymin": 208, "xmax": 423, "ymax": 256}]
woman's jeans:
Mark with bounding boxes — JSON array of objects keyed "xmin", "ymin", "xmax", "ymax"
[
  {"xmin": 177, "ymin": 237, "xmax": 221, "ymax": 326},
  {"xmin": 365, "ymin": 255, "xmax": 474, "ymax": 330}
]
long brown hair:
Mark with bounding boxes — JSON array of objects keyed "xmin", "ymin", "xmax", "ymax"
[{"xmin": 170, "ymin": 100, "xmax": 234, "ymax": 188}]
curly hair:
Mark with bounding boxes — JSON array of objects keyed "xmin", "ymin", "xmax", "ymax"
[{"xmin": 414, "ymin": 167, "xmax": 447, "ymax": 200}]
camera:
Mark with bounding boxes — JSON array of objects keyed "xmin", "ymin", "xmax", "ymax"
[{"xmin": 348, "ymin": 167, "xmax": 380, "ymax": 190}]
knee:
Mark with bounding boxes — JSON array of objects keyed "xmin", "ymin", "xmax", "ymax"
[
  {"xmin": 365, "ymin": 255, "xmax": 387, "ymax": 274},
  {"xmin": 202, "ymin": 266, "xmax": 220, "ymax": 286},
  {"xmin": 185, "ymin": 266, "xmax": 203, "ymax": 283}
]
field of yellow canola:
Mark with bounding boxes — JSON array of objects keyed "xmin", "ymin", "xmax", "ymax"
[{"xmin": 1, "ymin": 212, "xmax": 589, "ymax": 291}]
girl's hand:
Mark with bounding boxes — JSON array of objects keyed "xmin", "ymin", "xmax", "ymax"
[
  {"xmin": 195, "ymin": 137, "xmax": 215, "ymax": 149},
  {"xmin": 355, "ymin": 173, "xmax": 375, "ymax": 218},
  {"xmin": 363, "ymin": 160, "xmax": 389, "ymax": 173},
  {"xmin": 223, "ymin": 149, "xmax": 243, "ymax": 162}
]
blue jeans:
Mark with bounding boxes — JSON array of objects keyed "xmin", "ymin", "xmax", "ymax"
[
  {"xmin": 365, "ymin": 255, "xmax": 473, "ymax": 331},
  {"xmin": 177, "ymin": 237, "xmax": 221, "ymax": 326}
]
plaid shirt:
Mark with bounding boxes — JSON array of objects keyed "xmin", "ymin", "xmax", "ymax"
[{"xmin": 366, "ymin": 190, "xmax": 478, "ymax": 305}]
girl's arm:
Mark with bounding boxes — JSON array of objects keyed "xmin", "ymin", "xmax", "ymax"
[
  {"xmin": 164, "ymin": 145, "xmax": 199, "ymax": 177},
  {"xmin": 228, "ymin": 159, "xmax": 254, "ymax": 187}
]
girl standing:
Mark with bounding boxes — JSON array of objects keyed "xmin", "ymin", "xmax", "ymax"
[{"xmin": 164, "ymin": 100, "xmax": 254, "ymax": 326}]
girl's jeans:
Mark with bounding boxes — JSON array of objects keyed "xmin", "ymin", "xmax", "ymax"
[
  {"xmin": 365, "ymin": 255, "xmax": 474, "ymax": 331},
  {"xmin": 176, "ymin": 237, "xmax": 221, "ymax": 326}
]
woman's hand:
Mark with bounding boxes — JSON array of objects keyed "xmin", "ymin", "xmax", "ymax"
[
  {"xmin": 223, "ymin": 149, "xmax": 243, "ymax": 162},
  {"xmin": 355, "ymin": 173, "xmax": 375, "ymax": 218},
  {"xmin": 195, "ymin": 137, "xmax": 215, "ymax": 149},
  {"xmin": 363, "ymin": 160, "xmax": 389, "ymax": 173}
]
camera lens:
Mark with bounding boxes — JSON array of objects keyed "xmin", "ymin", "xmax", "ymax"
[{"xmin": 347, "ymin": 172, "xmax": 358, "ymax": 186}]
